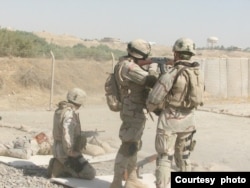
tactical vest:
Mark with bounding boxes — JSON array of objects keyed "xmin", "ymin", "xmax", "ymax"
[
  {"xmin": 166, "ymin": 61, "xmax": 204, "ymax": 109},
  {"xmin": 53, "ymin": 101, "xmax": 76, "ymax": 141}
]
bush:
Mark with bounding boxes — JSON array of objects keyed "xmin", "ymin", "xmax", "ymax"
[{"xmin": 0, "ymin": 29, "xmax": 126, "ymax": 60}]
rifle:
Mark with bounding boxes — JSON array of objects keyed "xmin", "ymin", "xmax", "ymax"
[
  {"xmin": 137, "ymin": 57, "xmax": 174, "ymax": 74},
  {"xmin": 73, "ymin": 129, "xmax": 105, "ymax": 151},
  {"xmin": 81, "ymin": 129, "xmax": 105, "ymax": 138},
  {"xmin": 136, "ymin": 153, "xmax": 158, "ymax": 179}
]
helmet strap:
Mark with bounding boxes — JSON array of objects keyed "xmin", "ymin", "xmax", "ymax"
[
  {"xmin": 68, "ymin": 100, "xmax": 81, "ymax": 108},
  {"xmin": 128, "ymin": 43, "xmax": 149, "ymax": 59}
]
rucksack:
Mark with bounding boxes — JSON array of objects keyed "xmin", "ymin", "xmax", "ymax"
[
  {"xmin": 104, "ymin": 62, "xmax": 123, "ymax": 112},
  {"xmin": 167, "ymin": 61, "xmax": 204, "ymax": 109}
]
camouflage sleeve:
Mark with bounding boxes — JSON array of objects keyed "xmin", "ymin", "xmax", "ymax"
[
  {"xmin": 146, "ymin": 70, "xmax": 175, "ymax": 112},
  {"xmin": 148, "ymin": 63, "xmax": 159, "ymax": 77},
  {"xmin": 121, "ymin": 61, "xmax": 148, "ymax": 85},
  {"xmin": 62, "ymin": 109, "xmax": 75, "ymax": 155}
]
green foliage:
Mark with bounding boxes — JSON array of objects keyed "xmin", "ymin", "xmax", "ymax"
[
  {"xmin": 0, "ymin": 29, "xmax": 126, "ymax": 60},
  {"xmin": 0, "ymin": 29, "xmax": 51, "ymax": 57}
]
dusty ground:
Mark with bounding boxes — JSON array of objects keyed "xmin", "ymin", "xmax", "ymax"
[{"xmin": 1, "ymin": 98, "xmax": 250, "ymax": 173}]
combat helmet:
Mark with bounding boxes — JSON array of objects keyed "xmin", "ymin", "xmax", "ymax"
[
  {"xmin": 173, "ymin": 37, "xmax": 196, "ymax": 55},
  {"xmin": 67, "ymin": 88, "xmax": 86, "ymax": 106},
  {"xmin": 127, "ymin": 39, "xmax": 151, "ymax": 59}
]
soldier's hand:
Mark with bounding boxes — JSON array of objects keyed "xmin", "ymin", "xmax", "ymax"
[
  {"xmin": 69, "ymin": 151, "xmax": 81, "ymax": 157},
  {"xmin": 137, "ymin": 59, "xmax": 152, "ymax": 66},
  {"xmin": 153, "ymin": 109, "xmax": 162, "ymax": 116},
  {"xmin": 145, "ymin": 75, "xmax": 158, "ymax": 88}
]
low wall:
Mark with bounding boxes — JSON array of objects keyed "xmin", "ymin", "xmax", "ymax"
[{"xmin": 194, "ymin": 58, "xmax": 250, "ymax": 98}]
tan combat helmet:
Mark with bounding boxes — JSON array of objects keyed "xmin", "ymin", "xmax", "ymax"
[
  {"xmin": 67, "ymin": 88, "xmax": 87, "ymax": 106},
  {"xmin": 173, "ymin": 37, "xmax": 196, "ymax": 56},
  {"xmin": 127, "ymin": 39, "xmax": 151, "ymax": 59}
]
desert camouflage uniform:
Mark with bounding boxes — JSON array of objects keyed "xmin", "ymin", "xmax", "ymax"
[
  {"xmin": 0, "ymin": 136, "xmax": 32, "ymax": 159},
  {"xmin": 110, "ymin": 57, "xmax": 156, "ymax": 188},
  {"xmin": 146, "ymin": 59, "xmax": 197, "ymax": 188},
  {"xmin": 50, "ymin": 101, "xmax": 96, "ymax": 179},
  {"xmin": 0, "ymin": 133, "xmax": 52, "ymax": 159}
]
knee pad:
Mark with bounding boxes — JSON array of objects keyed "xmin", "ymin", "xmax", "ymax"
[
  {"xmin": 119, "ymin": 141, "xmax": 140, "ymax": 157},
  {"xmin": 155, "ymin": 130, "xmax": 177, "ymax": 156}
]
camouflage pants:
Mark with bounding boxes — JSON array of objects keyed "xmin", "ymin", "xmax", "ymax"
[
  {"xmin": 48, "ymin": 157, "xmax": 96, "ymax": 180},
  {"xmin": 111, "ymin": 115, "xmax": 146, "ymax": 185},
  {"xmin": 155, "ymin": 129, "xmax": 196, "ymax": 188}
]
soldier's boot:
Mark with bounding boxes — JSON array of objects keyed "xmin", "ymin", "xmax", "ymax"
[
  {"xmin": 124, "ymin": 169, "xmax": 149, "ymax": 188},
  {"xmin": 109, "ymin": 161, "xmax": 125, "ymax": 188},
  {"xmin": 47, "ymin": 158, "xmax": 65, "ymax": 178},
  {"xmin": 109, "ymin": 150, "xmax": 128, "ymax": 188},
  {"xmin": 155, "ymin": 155, "xmax": 172, "ymax": 188},
  {"xmin": 109, "ymin": 175, "xmax": 123, "ymax": 188},
  {"xmin": 47, "ymin": 158, "xmax": 54, "ymax": 178}
]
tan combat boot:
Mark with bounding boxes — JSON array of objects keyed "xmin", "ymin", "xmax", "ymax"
[
  {"xmin": 47, "ymin": 158, "xmax": 65, "ymax": 178},
  {"xmin": 124, "ymin": 169, "xmax": 149, "ymax": 188},
  {"xmin": 109, "ymin": 175, "xmax": 123, "ymax": 188}
]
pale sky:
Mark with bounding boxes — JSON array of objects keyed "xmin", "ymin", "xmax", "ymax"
[{"xmin": 0, "ymin": 0, "xmax": 249, "ymax": 48}]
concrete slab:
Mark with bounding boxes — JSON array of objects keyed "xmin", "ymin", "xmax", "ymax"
[
  {"xmin": 0, "ymin": 153, "xmax": 116, "ymax": 167},
  {"xmin": 51, "ymin": 173, "xmax": 156, "ymax": 188}
]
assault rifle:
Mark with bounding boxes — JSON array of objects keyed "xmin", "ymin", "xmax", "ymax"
[
  {"xmin": 73, "ymin": 129, "xmax": 105, "ymax": 151},
  {"xmin": 81, "ymin": 129, "xmax": 105, "ymax": 138},
  {"xmin": 137, "ymin": 57, "xmax": 174, "ymax": 74},
  {"xmin": 136, "ymin": 153, "xmax": 158, "ymax": 179}
]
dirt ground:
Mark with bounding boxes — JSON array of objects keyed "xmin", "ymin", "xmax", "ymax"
[{"xmin": 0, "ymin": 98, "xmax": 250, "ymax": 173}]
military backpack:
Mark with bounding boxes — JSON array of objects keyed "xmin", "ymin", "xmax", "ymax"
[
  {"xmin": 166, "ymin": 61, "xmax": 204, "ymax": 109},
  {"xmin": 104, "ymin": 60, "xmax": 125, "ymax": 112}
]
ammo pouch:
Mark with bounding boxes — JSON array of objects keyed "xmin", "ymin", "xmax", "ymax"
[
  {"xmin": 185, "ymin": 130, "xmax": 196, "ymax": 152},
  {"xmin": 64, "ymin": 156, "xmax": 88, "ymax": 173}
]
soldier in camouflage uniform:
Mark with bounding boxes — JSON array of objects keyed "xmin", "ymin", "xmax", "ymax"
[
  {"xmin": 0, "ymin": 136, "xmax": 32, "ymax": 159},
  {"xmin": 146, "ymin": 38, "xmax": 200, "ymax": 188},
  {"xmin": 48, "ymin": 88, "xmax": 96, "ymax": 180},
  {"xmin": 0, "ymin": 132, "xmax": 52, "ymax": 159},
  {"xmin": 110, "ymin": 39, "xmax": 158, "ymax": 188}
]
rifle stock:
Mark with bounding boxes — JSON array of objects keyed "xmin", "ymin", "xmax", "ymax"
[
  {"xmin": 136, "ymin": 153, "xmax": 158, "ymax": 179},
  {"xmin": 81, "ymin": 129, "xmax": 105, "ymax": 138}
]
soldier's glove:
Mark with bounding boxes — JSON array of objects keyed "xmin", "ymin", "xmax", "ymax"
[
  {"xmin": 64, "ymin": 156, "xmax": 83, "ymax": 173},
  {"xmin": 145, "ymin": 75, "xmax": 157, "ymax": 88},
  {"xmin": 143, "ymin": 88, "xmax": 151, "ymax": 99},
  {"xmin": 153, "ymin": 108, "xmax": 162, "ymax": 116}
]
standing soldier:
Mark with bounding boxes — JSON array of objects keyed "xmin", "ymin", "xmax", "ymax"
[
  {"xmin": 48, "ymin": 88, "xmax": 96, "ymax": 180},
  {"xmin": 109, "ymin": 39, "xmax": 158, "ymax": 188},
  {"xmin": 146, "ymin": 37, "xmax": 204, "ymax": 188}
]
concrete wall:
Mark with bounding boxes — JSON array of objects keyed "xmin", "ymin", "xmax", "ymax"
[{"xmin": 194, "ymin": 57, "xmax": 250, "ymax": 98}]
